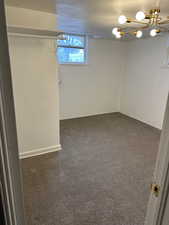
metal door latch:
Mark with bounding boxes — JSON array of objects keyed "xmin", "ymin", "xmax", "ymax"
[{"xmin": 151, "ymin": 183, "xmax": 160, "ymax": 197}]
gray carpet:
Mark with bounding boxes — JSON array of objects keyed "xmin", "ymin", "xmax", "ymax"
[{"xmin": 21, "ymin": 113, "xmax": 160, "ymax": 225}]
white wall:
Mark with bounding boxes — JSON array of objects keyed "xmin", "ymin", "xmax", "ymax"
[
  {"xmin": 60, "ymin": 35, "xmax": 169, "ymax": 129},
  {"xmin": 59, "ymin": 38, "xmax": 125, "ymax": 120},
  {"xmin": 121, "ymin": 36, "xmax": 169, "ymax": 129},
  {"xmin": 6, "ymin": 6, "xmax": 57, "ymax": 29},
  {"xmin": 6, "ymin": 6, "xmax": 60, "ymax": 157}
]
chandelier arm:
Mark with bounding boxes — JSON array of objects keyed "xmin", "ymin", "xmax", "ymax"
[
  {"xmin": 128, "ymin": 19, "xmax": 149, "ymax": 25},
  {"xmin": 131, "ymin": 27, "xmax": 148, "ymax": 33},
  {"xmin": 119, "ymin": 25, "xmax": 149, "ymax": 36},
  {"xmin": 159, "ymin": 20, "xmax": 169, "ymax": 25},
  {"xmin": 126, "ymin": 25, "xmax": 149, "ymax": 33}
]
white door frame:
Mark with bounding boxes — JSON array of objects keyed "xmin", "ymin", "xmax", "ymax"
[
  {"xmin": 0, "ymin": 1, "xmax": 25, "ymax": 225},
  {"xmin": 145, "ymin": 93, "xmax": 169, "ymax": 225}
]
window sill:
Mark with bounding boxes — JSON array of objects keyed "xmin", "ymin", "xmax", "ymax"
[{"xmin": 59, "ymin": 63, "xmax": 88, "ymax": 66}]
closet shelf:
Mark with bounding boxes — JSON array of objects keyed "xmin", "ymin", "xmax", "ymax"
[{"xmin": 7, "ymin": 25, "xmax": 64, "ymax": 39}]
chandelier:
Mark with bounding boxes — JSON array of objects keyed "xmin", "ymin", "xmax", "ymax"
[{"xmin": 112, "ymin": 8, "xmax": 169, "ymax": 39}]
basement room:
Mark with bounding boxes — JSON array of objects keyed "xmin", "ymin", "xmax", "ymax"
[{"xmin": 3, "ymin": 0, "xmax": 169, "ymax": 224}]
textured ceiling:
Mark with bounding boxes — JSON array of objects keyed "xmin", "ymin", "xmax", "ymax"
[{"xmin": 5, "ymin": 0, "xmax": 169, "ymax": 38}]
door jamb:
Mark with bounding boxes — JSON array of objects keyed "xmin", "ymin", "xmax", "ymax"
[{"xmin": 0, "ymin": 1, "xmax": 25, "ymax": 225}]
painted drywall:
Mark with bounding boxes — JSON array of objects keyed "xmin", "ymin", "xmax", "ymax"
[
  {"xmin": 6, "ymin": 6, "xmax": 60, "ymax": 155},
  {"xmin": 59, "ymin": 38, "xmax": 125, "ymax": 120},
  {"xmin": 121, "ymin": 35, "xmax": 169, "ymax": 129},
  {"xmin": 60, "ymin": 35, "xmax": 169, "ymax": 129},
  {"xmin": 6, "ymin": 6, "xmax": 57, "ymax": 29}
]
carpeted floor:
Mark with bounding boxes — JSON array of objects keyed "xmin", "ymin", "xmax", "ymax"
[{"xmin": 21, "ymin": 113, "xmax": 160, "ymax": 225}]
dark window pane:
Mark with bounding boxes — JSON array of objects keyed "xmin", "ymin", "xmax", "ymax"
[
  {"xmin": 57, "ymin": 47, "xmax": 85, "ymax": 63},
  {"xmin": 57, "ymin": 35, "xmax": 85, "ymax": 47}
]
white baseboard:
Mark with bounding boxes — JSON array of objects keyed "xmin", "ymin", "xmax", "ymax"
[
  {"xmin": 119, "ymin": 111, "xmax": 161, "ymax": 130},
  {"xmin": 19, "ymin": 144, "xmax": 62, "ymax": 159},
  {"xmin": 60, "ymin": 110, "xmax": 119, "ymax": 120}
]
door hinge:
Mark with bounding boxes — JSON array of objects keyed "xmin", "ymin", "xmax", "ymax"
[{"xmin": 151, "ymin": 183, "xmax": 160, "ymax": 197}]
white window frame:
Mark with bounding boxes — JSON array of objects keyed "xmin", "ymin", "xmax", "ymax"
[{"xmin": 57, "ymin": 34, "xmax": 88, "ymax": 65}]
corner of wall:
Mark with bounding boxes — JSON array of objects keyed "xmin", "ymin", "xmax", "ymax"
[{"xmin": 118, "ymin": 41, "xmax": 130, "ymax": 113}]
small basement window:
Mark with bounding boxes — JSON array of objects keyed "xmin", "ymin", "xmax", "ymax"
[{"xmin": 57, "ymin": 34, "xmax": 87, "ymax": 64}]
